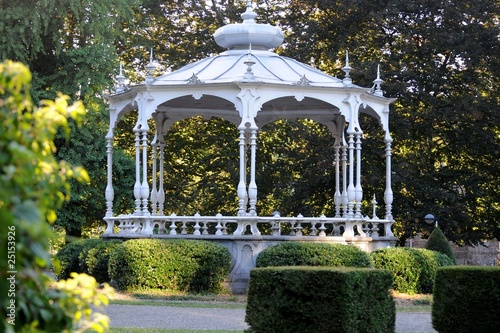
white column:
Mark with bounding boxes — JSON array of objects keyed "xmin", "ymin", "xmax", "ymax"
[
  {"xmin": 354, "ymin": 130, "xmax": 363, "ymax": 218},
  {"xmin": 150, "ymin": 139, "xmax": 158, "ymax": 215},
  {"xmin": 347, "ymin": 130, "xmax": 356, "ymax": 217},
  {"xmin": 158, "ymin": 141, "xmax": 165, "ymax": 215},
  {"xmin": 105, "ymin": 131, "xmax": 114, "ymax": 218},
  {"xmin": 248, "ymin": 127, "xmax": 258, "ymax": 216},
  {"xmin": 237, "ymin": 126, "xmax": 248, "ymax": 216},
  {"xmin": 133, "ymin": 128, "xmax": 142, "ymax": 215},
  {"xmin": 141, "ymin": 130, "xmax": 150, "ymax": 215},
  {"xmin": 334, "ymin": 143, "xmax": 341, "ymax": 218},
  {"xmin": 341, "ymin": 141, "xmax": 348, "ymax": 217},
  {"xmin": 384, "ymin": 132, "xmax": 394, "ymax": 220}
]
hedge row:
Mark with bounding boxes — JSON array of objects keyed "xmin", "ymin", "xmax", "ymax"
[
  {"xmin": 245, "ymin": 266, "xmax": 395, "ymax": 333},
  {"xmin": 370, "ymin": 247, "xmax": 454, "ymax": 294},
  {"xmin": 108, "ymin": 239, "xmax": 231, "ymax": 292},
  {"xmin": 55, "ymin": 238, "xmax": 232, "ymax": 293},
  {"xmin": 55, "ymin": 238, "xmax": 105, "ymax": 281},
  {"xmin": 432, "ymin": 266, "xmax": 500, "ymax": 333},
  {"xmin": 256, "ymin": 242, "xmax": 371, "ymax": 268},
  {"xmin": 256, "ymin": 242, "xmax": 454, "ymax": 294}
]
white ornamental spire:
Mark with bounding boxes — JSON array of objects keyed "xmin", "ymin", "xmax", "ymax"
[
  {"xmin": 116, "ymin": 63, "xmax": 126, "ymax": 93},
  {"xmin": 145, "ymin": 47, "xmax": 156, "ymax": 84},
  {"xmin": 373, "ymin": 64, "xmax": 384, "ymax": 96},
  {"xmin": 342, "ymin": 50, "xmax": 352, "ymax": 86}
]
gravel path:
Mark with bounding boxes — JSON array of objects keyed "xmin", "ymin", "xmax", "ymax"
[{"xmin": 106, "ymin": 304, "xmax": 436, "ymax": 332}]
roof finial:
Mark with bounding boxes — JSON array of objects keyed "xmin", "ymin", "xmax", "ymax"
[
  {"xmin": 373, "ymin": 64, "xmax": 384, "ymax": 96},
  {"xmin": 342, "ymin": 50, "xmax": 352, "ymax": 86},
  {"xmin": 145, "ymin": 47, "xmax": 156, "ymax": 84},
  {"xmin": 243, "ymin": 43, "xmax": 256, "ymax": 80},
  {"xmin": 116, "ymin": 63, "xmax": 126, "ymax": 93},
  {"xmin": 241, "ymin": 0, "xmax": 257, "ymax": 22}
]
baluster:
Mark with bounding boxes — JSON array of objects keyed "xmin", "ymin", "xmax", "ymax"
[
  {"xmin": 296, "ymin": 214, "xmax": 303, "ymax": 236},
  {"xmin": 169, "ymin": 213, "xmax": 177, "ymax": 235},
  {"xmin": 319, "ymin": 214, "xmax": 327, "ymax": 237},
  {"xmin": 194, "ymin": 213, "xmax": 201, "ymax": 235},
  {"xmin": 310, "ymin": 221, "xmax": 318, "ymax": 236},
  {"xmin": 215, "ymin": 213, "xmax": 223, "ymax": 235},
  {"xmin": 202, "ymin": 219, "xmax": 209, "ymax": 235}
]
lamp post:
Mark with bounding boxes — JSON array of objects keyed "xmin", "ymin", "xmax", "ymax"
[{"xmin": 424, "ymin": 213, "xmax": 438, "ymax": 227}]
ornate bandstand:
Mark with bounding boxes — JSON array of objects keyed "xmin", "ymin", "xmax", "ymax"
[{"xmin": 102, "ymin": 1, "xmax": 397, "ymax": 292}]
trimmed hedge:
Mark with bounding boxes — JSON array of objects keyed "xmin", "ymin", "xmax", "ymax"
[
  {"xmin": 425, "ymin": 227, "xmax": 456, "ymax": 264},
  {"xmin": 108, "ymin": 239, "xmax": 231, "ymax": 293},
  {"xmin": 432, "ymin": 266, "xmax": 500, "ymax": 333},
  {"xmin": 55, "ymin": 238, "xmax": 102, "ymax": 280},
  {"xmin": 256, "ymin": 242, "xmax": 371, "ymax": 268},
  {"xmin": 370, "ymin": 247, "xmax": 454, "ymax": 294},
  {"xmin": 86, "ymin": 240, "xmax": 122, "ymax": 283},
  {"xmin": 245, "ymin": 266, "xmax": 395, "ymax": 333}
]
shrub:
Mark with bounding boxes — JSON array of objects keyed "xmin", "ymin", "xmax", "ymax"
[
  {"xmin": 370, "ymin": 247, "xmax": 454, "ymax": 294},
  {"xmin": 245, "ymin": 266, "xmax": 395, "ymax": 333},
  {"xmin": 77, "ymin": 239, "xmax": 105, "ymax": 274},
  {"xmin": 86, "ymin": 240, "xmax": 122, "ymax": 283},
  {"xmin": 55, "ymin": 238, "xmax": 102, "ymax": 280},
  {"xmin": 256, "ymin": 242, "xmax": 371, "ymax": 268},
  {"xmin": 108, "ymin": 239, "xmax": 231, "ymax": 293},
  {"xmin": 425, "ymin": 227, "xmax": 456, "ymax": 264},
  {"xmin": 432, "ymin": 266, "xmax": 500, "ymax": 333}
]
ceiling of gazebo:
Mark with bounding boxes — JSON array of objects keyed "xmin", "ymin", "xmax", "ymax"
[{"xmin": 155, "ymin": 94, "xmax": 341, "ymax": 127}]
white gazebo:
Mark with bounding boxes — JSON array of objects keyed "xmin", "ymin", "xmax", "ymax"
[{"xmin": 102, "ymin": 2, "xmax": 397, "ymax": 292}]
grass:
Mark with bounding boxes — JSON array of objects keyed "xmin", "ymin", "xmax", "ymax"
[
  {"xmin": 110, "ymin": 299, "xmax": 245, "ymax": 309},
  {"xmin": 108, "ymin": 329, "xmax": 241, "ymax": 333}
]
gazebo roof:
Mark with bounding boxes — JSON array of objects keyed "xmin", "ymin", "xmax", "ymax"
[{"xmin": 151, "ymin": 2, "xmax": 345, "ymax": 88}]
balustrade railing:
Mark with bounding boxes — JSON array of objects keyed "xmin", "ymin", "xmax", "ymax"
[{"xmin": 103, "ymin": 213, "xmax": 395, "ymax": 238}]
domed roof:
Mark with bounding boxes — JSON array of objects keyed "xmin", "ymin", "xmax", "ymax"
[
  {"xmin": 151, "ymin": 2, "xmax": 344, "ymax": 88},
  {"xmin": 213, "ymin": 2, "xmax": 284, "ymax": 51}
]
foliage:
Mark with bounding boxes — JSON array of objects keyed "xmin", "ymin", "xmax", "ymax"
[
  {"xmin": 108, "ymin": 239, "xmax": 231, "ymax": 293},
  {"xmin": 55, "ymin": 240, "xmax": 90, "ymax": 281},
  {"xmin": 370, "ymin": 247, "xmax": 454, "ymax": 294},
  {"xmin": 4, "ymin": 0, "xmax": 499, "ymax": 244},
  {"xmin": 86, "ymin": 240, "xmax": 123, "ymax": 283},
  {"xmin": 0, "ymin": 61, "xmax": 112, "ymax": 332},
  {"xmin": 432, "ymin": 266, "xmax": 500, "ymax": 333},
  {"xmin": 425, "ymin": 227, "xmax": 456, "ymax": 264},
  {"xmin": 256, "ymin": 242, "xmax": 371, "ymax": 268},
  {"xmin": 245, "ymin": 266, "xmax": 395, "ymax": 333},
  {"xmin": 0, "ymin": 0, "xmax": 138, "ymax": 237}
]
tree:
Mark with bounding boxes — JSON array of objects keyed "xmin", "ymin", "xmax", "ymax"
[
  {"xmin": 426, "ymin": 227, "xmax": 456, "ymax": 264},
  {"xmin": 277, "ymin": 0, "xmax": 500, "ymax": 244},
  {"xmin": 0, "ymin": 60, "xmax": 113, "ymax": 333},
  {"xmin": 0, "ymin": 0, "xmax": 138, "ymax": 237}
]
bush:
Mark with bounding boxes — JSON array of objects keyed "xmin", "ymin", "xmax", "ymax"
[
  {"xmin": 425, "ymin": 227, "xmax": 456, "ymax": 264},
  {"xmin": 245, "ymin": 266, "xmax": 395, "ymax": 333},
  {"xmin": 432, "ymin": 266, "xmax": 500, "ymax": 333},
  {"xmin": 256, "ymin": 242, "xmax": 371, "ymax": 268},
  {"xmin": 370, "ymin": 247, "xmax": 454, "ymax": 294},
  {"xmin": 55, "ymin": 239, "xmax": 102, "ymax": 280},
  {"xmin": 108, "ymin": 239, "xmax": 231, "ymax": 293},
  {"xmin": 86, "ymin": 240, "xmax": 122, "ymax": 283}
]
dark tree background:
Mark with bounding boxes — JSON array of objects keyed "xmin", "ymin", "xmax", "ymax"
[{"xmin": 2, "ymin": 0, "xmax": 498, "ymax": 244}]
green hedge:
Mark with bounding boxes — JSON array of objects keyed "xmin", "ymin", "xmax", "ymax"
[
  {"xmin": 370, "ymin": 247, "xmax": 454, "ymax": 294},
  {"xmin": 86, "ymin": 240, "xmax": 122, "ymax": 283},
  {"xmin": 108, "ymin": 239, "xmax": 231, "ymax": 293},
  {"xmin": 55, "ymin": 238, "xmax": 102, "ymax": 280},
  {"xmin": 245, "ymin": 266, "xmax": 395, "ymax": 333},
  {"xmin": 432, "ymin": 266, "xmax": 500, "ymax": 333},
  {"xmin": 256, "ymin": 242, "xmax": 371, "ymax": 268}
]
